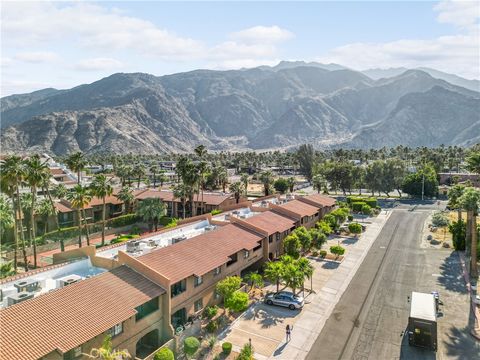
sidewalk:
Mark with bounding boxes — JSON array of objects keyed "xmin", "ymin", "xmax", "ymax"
[
  {"xmin": 458, "ymin": 251, "xmax": 480, "ymax": 341},
  {"xmin": 218, "ymin": 211, "xmax": 392, "ymax": 360}
]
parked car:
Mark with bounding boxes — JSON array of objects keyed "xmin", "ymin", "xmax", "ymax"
[{"xmin": 264, "ymin": 291, "xmax": 304, "ymax": 310}]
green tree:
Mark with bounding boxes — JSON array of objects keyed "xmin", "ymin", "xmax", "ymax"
[
  {"xmin": 0, "ymin": 261, "xmax": 16, "ymax": 279},
  {"xmin": 296, "ymin": 144, "xmax": 315, "ymax": 181},
  {"xmin": 283, "ymin": 233, "xmax": 301, "ymax": 259},
  {"xmin": 316, "ymin": 220, "xmax": 333, "ymax": 235},
  {"xmin": 330, "ymin": 245, "xmax": 345, "ymax": 258},
  {"xmin": 136, "ymin": 198, "xmax": 166, "ymax": 231},
  {"xmin": 273, "ymin": 178, "xmax": 289, "ymax": 194},
  {"xmin": 0, "ymin": 195, "xmax": 14, "ymax": 237},
  {"xmin": 216, "ymin": 276, "xmax": 242, "ymax": 301},
  {"xmin": 229, "ymin": 181, "xmax": 244, "ymax": 204},
  {"xmin": 134, "ymin": 163, "xmax": 146, "ymax": 189},
  {"xmin": 90, "ymin": 175, "xmax": 113, "ymax": 246},
  {"xmin": 401, "ymin": 165, "xmax": 438, "ymax": 198},
  {"xmin": 243, "ymin": 271, "xmax": 264, "ymax": 292},
  {"xmin": 37, "ymin": 198, "xmax": 55, "ymax": 235},
  {"xmin": 224, "ymin": 291, "xmax": 249, "ymax": 312},
  {"xmin": 310, "ymin": 228, "xmax": 327, "ymax": 249},
  {"xmin": 458, "ymin": 188, "xmax": 480, "ymax": 277},
  {"xmin": 264, "ymin": 261, "xmax": 284, "ymax": 292},
  {"xmin": 260, "ymin": 170, "xmax": 274, "ymax": 196},
  {"xmin": 312, "ymin": 174, "xmax": 327, "ymax": 194},
  {"xmin": 154, "ymin": 348, "xmax": 174, "ymax": 360},
  {"xmin": 116, "ymin": 186, "xmax": 134, "ymax": 214},
  {"xmin": 67, "ymin": 184, "xmax": 92, "ymax": 247},
  {"xmin": 66, "ymin": 152, "xmax": 87, "ymax": 184},
  {"xmin": 183, "ymin": 337, "xmax": 200, "ymax": 358},
  {"xmin": 281, "ymin": 256, "xmax": 304, "ymax": 295},
  {"xmin": 240, "ymin": 173, "xmax": 249, "ymax": 196},
  {"xmin": 287, "ymin": 177, "xmax": 296, "ymax": 193},
  {"xmin": 297, "ymin": 257, "xmax": 314, "ymax": 295},
  {"xmin": 466, "ymin": 151, "xmax": 480, "ymax": 174},
  {"xmin": 149, "ymin": 164, "xmax": 159, "ymax": 188},
  {"xmin": 348, "ymin": 222, "xmax": 362, "ymax": 237},
  {"xmin": 448, "ymin": 184, "xmax": 466, "ymax": 223},
  {"xmin": 293, "ymin": 226, "xmax": 312, "ymax": 253},
  {"xmin": 173, "ymin": 183, "xmax": 189, "ymax": 219}
]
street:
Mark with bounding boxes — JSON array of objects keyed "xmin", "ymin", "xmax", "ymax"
[{"xmin": 306, "ymin": 204, "xmax": 478, "ymax": 360}]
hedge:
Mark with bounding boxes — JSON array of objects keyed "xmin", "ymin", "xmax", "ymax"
[
  {"xmin": 365, "ymin": 197, "xmax": 378, "ymax": 208},
  {"xmin": 222, "ymin": 342, "xmax": 232, "ymax": 355},
  {"xmin": 351, "ymin": 201, "xmax": 366, "ymax": 212},
  {"xmin": 154, "ymin": 348, "xmax": 174, "ymax": 360},
  {"xmin": 108, "ymin": 214, "xmax": 138, "ymax": 228}
]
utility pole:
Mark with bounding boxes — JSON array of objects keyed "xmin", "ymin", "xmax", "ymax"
[{"xmin": 421, "ymin": 172, "xmax": 425, "ymax": 201}]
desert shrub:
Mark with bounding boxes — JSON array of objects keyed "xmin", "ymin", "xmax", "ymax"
[
  {"xmin": 236, "ymin": 343, "xmax": 254, "ymax": 360},
  {"xmin": 222, "ymin": 342, "xmax": 233, "ymax": 355},
  {"xmin": 206, "ymin": 319, "xmax": 218, "ymax": 333},
  {"xmin": 323, "ymin": 214, "xmax": 338, "ymax": 230},
  {"xmin": 330, "ymin": 245, "xmax": 345, "ymax": 257},
  {"xmin": 108, "ymin": 214, "xmax": 138, "ymax": 228},
  {"xmin": 431, "ymin": 211, "xmax": 450, "ymax": 227},
  {"xmin": 312, "ymin": 250, "xmax": 319, "ymax": 256},
  {"xmin": 273, "ymin": 178, "xmax": 289, "ymax": 194},
  {"xmin": 154, "ymin": 347, "xmax": 174, "ymax": 360},
  {"xmin": 203, "ymin": 305, "xmax": 218, "ymax": 319},
  {"xmin": 183, "ymin": 337, "xmax": 200, "ymax": 357},
  {"xmin": 320, "ymin": 250, "xmax": 327, "ymax": 258},
  {"xmin": 348, "ymin": 222, "xmax": 362, "ymax": 235},
  {"xmin": 165, "ymin": 218, "xmax": 178, "ymax": 228},
  {"xmin": 211, "ymin": 209, "xmax": 222, "ymax": 215}
]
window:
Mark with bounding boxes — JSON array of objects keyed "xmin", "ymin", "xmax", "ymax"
[
  {"xmin": 213, "ymin": 266, "xmax": 222, "ymax": 276},
  {"xmin": 253, "ymin": 242, "xmax": 262, "ymax": 252},
  {"xmin": 244, "ymin": 250, "xmax": 250, "ymax": 259},
  {"xmin": 171, "ymin": 280, "xmax": 187, "ymax": 297},
  {"xmin": 194, "ymin": 298, "xmax": 203, "ymax": 312},
  {"xmin": 214, "ymin": 291, "xmax": 221, "ymax": 300},
  {"xmin": 227, "ymin": 253, "xmax": 238, "ymax": 267},
  {"xmin": 268, "ymin": 235, "xmax": 273, "ymax": 243},
  {"xmin": 108, "ymin": 322, "xmax": 123, "ymax": 338},
  {"xmin": 135, "ymin": 297, "xmax": 159, "ymax": 321},
  {"xmin": 194, "ymin": 275, "xmax": 203, "ymax": 287},
  {"xmin": 276, "ymin": 233, "xmax": 280, "ymax": 241}
]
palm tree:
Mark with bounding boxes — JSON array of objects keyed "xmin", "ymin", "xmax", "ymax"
[
  {"xmin": 149, "ymin": 164, "xmax": 159, "ymax": 188},
  {"xmin": 37, "ymin": 198, "xmax": 55, "ymax": 235},
  {"xmin": 466, "ymin": 151, "xmax": 480, "ymax": 174},
  {"xmin": 264, "ymin": 261, "xmax": 284, "ymax": 293},
  {"xmin": 297, "ymin": 257, "xmax": 314, "ymax": 296},
  {"xmin": 66, "ymin": 152, "xmax": 87, "ymax": 184},
  {"xmin": 217, "ymin": 167, "xmax": 228, "ymax": 193},
  {"xmin": 448, "ymin": 184, "xmax": 465, "ymax": 223},
  {"xmin": 312, "ymin": 174, "xmax": 326, "ymax": 194},
  {"xmin": 134, "ymin": 163, "xmax": 146, "ymax": 189},
  {"xmin": 116, "ymin": 186, "xmax": 134, "ymax": 214},
  {"xmin": 25, "ymin": 155, "xmax": 48, "ymax": 268},
  {"xmin": 243, "ymin": 271, "xmax": 264, "ymax": 293},
  {"xmin": 85, "ymin": 335, "xmax": 130, "ymax": 359},
  {"xmin": 90, "ymin": 175, "xmax": 113, "ymax": 246},
  {"xmin": 229, "ymin": 182, "xmax": 244, "ymax": 204},
  {"xmin": 136, "ymin": 198, "xmax": 166, "ymax": 231},
  {"xmin": 53, "ymin": 183, "xmax": 68, "ymax": 200},
  {"xmin": 173, "ymin": 183, "xmax": 189, "ymax": 219},
  {"xmin": 459, "ymin": 188, "xmax": 480, "ymax": 278},
  {"xmin": 196, "ymin": 161, "xmax": 210, "ymax": 215},
  {"xmin": 260, "ymin": 170, "xmax": 274, "ymax": 196},
  {"xmin": 158, "ymin": 171, "xmax": 168, "ymax": 189},
  {"xmin": 286, "ymin": 177, "xmax": 296, "ymax": 193},
  {"xmin": 1, "ymin": 156, "xmax": 29, "ymax": 271},
  {"xmin": 67, "ymin": 184, "xmax": 92, "ymax": 248},
  {"xmin": 240, "ymin": 173, "xmax": 249, "ymax": 196}
]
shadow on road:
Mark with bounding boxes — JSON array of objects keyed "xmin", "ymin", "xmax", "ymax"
[
  {"xmin": 443, "ymin": 324, "xmax": 478, "ymax": 359},
  {"xmin": 437, "ymin": 252, "xmax": 467, "ymax": 294},
  {"xmin": 243, "ymin": 304, "xmax": 300, "ymax": 329},
  {"xmin": 399, "ymin": 332, "xmax": 436, "ymax": 360}
]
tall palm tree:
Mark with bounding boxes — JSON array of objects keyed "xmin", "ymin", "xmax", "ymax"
[
  {"xmin": 297, "ymin": 257, "xmax": 314, "ymax": 296},
  {"xmin": 466, "ymin": 151, "xmax": 480, "ymax": 174},
  {"xmin": 229, "ymin": 182, "xmax": 244, "ymax": 204},
  {"xmin": 25, "ymin": 155, "xmax": 48, "ymax": 268},
  {"xmin": 1, "ymin": 156, "xmax": 28, "ymax": 271},
  {"xmin": 0, "ymin": 180, "xmax": 18, "ymax": 271},
  {"xmin": 67, "ymin": 184, "xmax": 92, "ymax": 248},
  {"xmin": 196, "ymin": 161, "xmax": 209, "ymax": 215},
  {"xmin": 90, "ymin": 175, "xmax": 113, "ymax": 246},
  {"xmin": 116, "ymin": 186, "xmax": 134, "ymax": 214},
  {"xmin": 459, "ymin": 188, "xmax": 480, "ymax": 278},
  {"xmin": 448, "ymin": 184, "xmax": 465, "ymax": 223},
  {"xmin": 173, "ymin": 183, "xmax": 189, "ymax": 219},
  {"xmin": 149, "ymin": 164, "xmax": 159, "ymax": 188},
  {"xmin": 52, "ymin": 183, "xmax": 69, "ymax": 251},
  {"xmin": 136, "ymin": 198, "xmax": 166, "ymax": 231},
  {"xmin": 312, "ymin": 174, "xmax": 326, "ymax": 194},
  {"xmin": 260, "ymin": 170, "xmax": 274, "ymax": 196},
  {"xmin": 240, "ymin": 173, "xmax": 249, "ymax": 196},
  {"xmin": 37, "ymin": 198, "xmax": 55, "ymax": 235},
  {"xmin": 264, "ymin": 261, "xmax": 284, "ymax": 293},
  {"xmin": 134, "ymin": 163, "xmax": 146, "ymax": 189},
  {"xmin": 66, "ymin": 152, "xmax": 87, "ymax": 184},
  {"xmin": 286, "ymin": 177, "xmax": 296, "ymax": 193}
]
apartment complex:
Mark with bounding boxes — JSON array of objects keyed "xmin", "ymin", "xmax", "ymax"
[{"xmin": 0, "ymin": 193, "xmax": 335, "ymax": 360}]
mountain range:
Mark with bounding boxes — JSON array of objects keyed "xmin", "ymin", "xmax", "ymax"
[{"xmin": 1, "ymin": 61, "xmax": 479, "ymax": 155}]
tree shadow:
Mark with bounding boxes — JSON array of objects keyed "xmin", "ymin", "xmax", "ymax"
[
  {"xmin": 341, "ymin": 237, "xmax": 359, "ymax": 245},
  {"xmin": 443, "ymin": 324, "xmax": 480, "ymax": 359},
  {"xmin": 322, "ymin": 261, "xmax": 340, "ymax": 270},
  {"xmin": 437, "ymin": 252, "xmax": 467, "ymax": 294}
]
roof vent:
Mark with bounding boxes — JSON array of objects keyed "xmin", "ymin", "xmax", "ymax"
[
  {"xmin": 57, "ymin": 274, "xmax": 82, "ymax": 288},
  {"xmin": 7, "ymin": 292, "xmax": 34, "ymax": 306},
  {"xmin": 14, "ymin": 279, "xmax": 40, "ymax": 293}
]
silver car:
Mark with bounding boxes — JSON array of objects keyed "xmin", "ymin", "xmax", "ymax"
[{"xmin": 264, "ymin": 291, "xmax": 304, "ymax": 310}]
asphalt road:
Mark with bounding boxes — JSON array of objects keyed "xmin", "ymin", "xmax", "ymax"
[{"xmin": 306, "ymin": 205, "xmax": 478, "ymax": 360}]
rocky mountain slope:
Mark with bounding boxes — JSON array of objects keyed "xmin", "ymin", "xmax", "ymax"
[{"xmin": 1, "ymin": 63, "xmax": 479, "ymax": 154}]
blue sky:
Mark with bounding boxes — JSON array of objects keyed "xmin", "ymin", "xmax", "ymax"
[{"xmin": 1, "ymin": 1, "xmax": 479, "ymax": 96}]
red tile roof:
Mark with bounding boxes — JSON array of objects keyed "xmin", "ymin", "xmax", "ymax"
[
  {"xmin": 300, "ymin": 194, "xmax": 336, "ymax": 207},
  {"xmin": 88, "ymin": 195, "xmax": 123, "ymax": 207},
  {"xmin": 54, "ymin": 202, "xmax": 73, "ymax": 213},
  {"xmin": 277, "ymin": 199, "xmax": 319, "ymax": 217},
  {"xmin": 136, "ymin": 190, "xmax": 234, "ymax": 206},
  {"xmin": 50, "ymin": 168, "xmax": 67, "ymax": 176},
  {"xmin": 137, "ymin": 224, "xmax": 264, "ymax": 282},
  {"xmin": 243, "ymin": 211, "xmax": 296, "ymax": 234},
  {"xmin": 0, "ymin": 266, "xmax": 165, "ymax": 360}
]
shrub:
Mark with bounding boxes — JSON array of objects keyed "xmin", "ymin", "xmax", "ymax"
[
  {"xmin": 208, "ymin": 335, "xmax": 217, "ymax": 348},
  {"xmin": 312, "ymin": 250, "xmax": 319, "ymax": 256},
  {"xmin": 130, "ymin": 225, "xmax": 141, "ymax": 235},
  {"xmin": 361, "ymin": 204, "xmax": 372, "ymax": 216},
  {"xmin": 449, "ymin": 220, "xmax": 466, "ymax": 251},
  {"xmin": 348, "ymin": 222, "xmax": 362, "ymax": 235},
  {"xmin": 331, "ymin": 208, "xmax": 349, "ymax": 224},
  {"xmin": 225, "ymin": 291, "xmax": 249, "ymax": 313},
  {"xmin": 316, "ymin": 221, "xmax": 333, "ymax": 235},
  {"xmin": 206, "ymin": 319, "xmax": 218, "ymax": 333},
  {"xmin": 431, "ymin": 211, "xmax": 449, "ymax": 227},
  {"xmin": 154, "ymin": 347, "xmax": 175, "ymax": 360},
  {"xmin": 165, "ymin": 218, "xmax": 178, "ymax": 228},
  {"xmin": 310, "ymin": 228, "xmax": 327, "ymax": 249},
  {"xmin": 348, "ymin": 215, "xmax": 354, "ymax": 221},
  {"xmin": 108, "ymin": 214, "xmax": 138, "ymax": 228},
  {"xmin": 211, "ymin": 209, "xmax": 222, "ymax": 215},
  {"xmin": 320, "ymin": 250, "xmax": 327, "ymax": 258},
  {"xmin": 323, "ymin": 214, "xmax": 338, "ymax": 230},
  {"xmin": 222, "ymin": 342, "xmax": 233, "ymax": 355},
  {"xmin": 203, "ymin": 305, "xmax": 218, "ymax": 319},
  {"xmin": 351, "ymin": 201, "xmax": 366, "ymax": 212},
  {"xmin": 365, "ymin": 197, "xmax": 377, "ymax": 208},
  {"xmin": 330, "ymin": 245, "xmax": 345, "ymax": 257},
  {"xmin": 183, "ymin": 337, "xmax": 200, "ymax": 357},
  {"xmin": 273, "ymin": 178, "xmax": 289, "ymax": 194},
  {"xmin": 236, "ymin": 343, "xmax": 254, "ymax": 360},
  {"xmin": 216, "ymin": 276, "xmax": 242, "ymax": 300},
  {"xmin": 159, "ymin": 217, "xmax": 173, "ymax": 226},
  {"xmin": 283, "ymin": 233, "xmax": 301, "ymax": 258}
]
